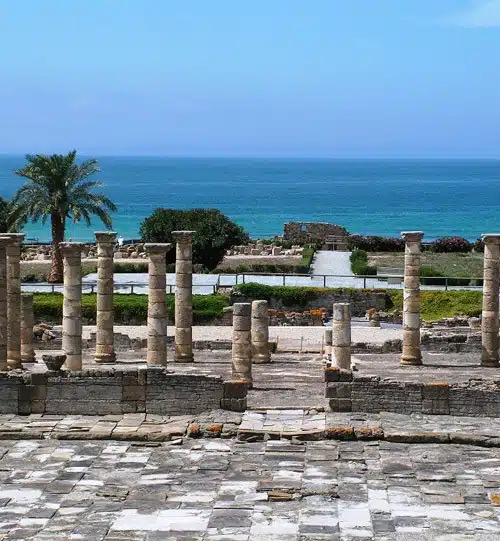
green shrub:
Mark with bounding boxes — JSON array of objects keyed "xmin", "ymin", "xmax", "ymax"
[
  {"xmin": 233, "ymin": 283, "xmax": 321, "ymax": 307},
  {"xmin": 350, "ymin": 249, "xmax": 376, "ymax": 275},
  {"xmin": 33, "ymin": 293, "xmax": 230, "ymax": 324},
  {"xmin": 140, "ymin": 208, "xmax": 249, "ymax": 270},
  {"xmin": 296, "ymin": 244, "xmax": 316, "ymax": 274},
  {"xmin": 113, "ymin": 262, "xmax": 149, "ymax": 273}
]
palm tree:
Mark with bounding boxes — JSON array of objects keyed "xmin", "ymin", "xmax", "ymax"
[
  {"xmin": 12, "ymin": 151, "xmax": 117, "ymax": 283},
  {"xmin": 0, "ymin": 196, "xmax": 19, "ymax": 233}
]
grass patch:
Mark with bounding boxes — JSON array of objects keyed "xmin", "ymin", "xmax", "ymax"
[
  {"xmin": 33, "ymin": 293, "xmax": 230, "ymax": 324},
  {"xmin": 368, "ymin": 252, "xmax": 483, "ymax": 278},
  {"xmin": 388, "ymin": 290, "xmax": 482, "ymax": 321}
]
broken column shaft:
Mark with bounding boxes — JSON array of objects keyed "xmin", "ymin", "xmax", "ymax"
[
  {"xmin": 231, "ymin": 303, "xmax": 253, "ymax": 387},
  {"xmin": 331, "ymin": 303, "xmax": 351, "ymax": 370},
  {"xmin": 251, "ymin": 300, "xmax": 271, "ymax": 363}
]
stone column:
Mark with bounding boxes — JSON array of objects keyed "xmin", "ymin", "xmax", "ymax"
[
  {"xmin": 21, "ymin": 293, "xmax": 35, "ymax": 363},
  {"xmin": 5, "ymin": 233, "xmax": 25, "ymax": 369},
  {"xmin": 0, "ymin": 237, "xmax": 10, "ymax": 371},
  {"xmin": 172, "ymin": 231, "xmax": 194, "ymax": 363},
  {"xmin": 94, "ymin": 231, "xmax": 117, "ymax": 363},
  {"xmin": 145, "ymin": 243, "xmax": 171, "ymax": 366},
  {"xmin": 251, "ymin": 300, "xmax": 271, "ymax": 363},
  {"xmin": 324, "ymin": 328, "xmax": 332, "ymax": 358},
  {"xmin": 231, "ymin": 303, "xmax": 253, "ymax": 387},
  {"xmin": 401, "ymin": 231, "xmax": 424, "ymax": 366},
  {"xmin": 62, "ymin": 242, "xmax": 84, "ymax": 371},
  {"xmin": 331, "ymin": 303, "xmax": 351, "ymax": 370},
  {"xmin": 481, "ymin": 234, "xmax": 500, "ymax": 367}
]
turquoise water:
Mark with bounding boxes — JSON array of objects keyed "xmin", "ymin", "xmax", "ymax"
[{"xmin": 1, "ymin": 156, "xmax": 499, "ymax": 241}]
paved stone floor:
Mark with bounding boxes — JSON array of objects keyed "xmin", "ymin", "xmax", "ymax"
[{"xmin": 0, "ymin": 438, "xmax": 499, "ymax": 539}]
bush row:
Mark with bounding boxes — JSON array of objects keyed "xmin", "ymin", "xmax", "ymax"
[
  {"xmin": 348, "ymin": 234, "xmax": 483, "ymax": 254},
  {"xmin": 33, "ymin": 293, "xmax": 230, "ymax": 324},
  {"xmin": 350, "ymin": 249, "xmax": 377, "ymax": 276}
]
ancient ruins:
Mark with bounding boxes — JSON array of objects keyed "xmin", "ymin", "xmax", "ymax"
[{"xmin": 0, "ymin": 229, "xmax": 498, "ymax": 420}]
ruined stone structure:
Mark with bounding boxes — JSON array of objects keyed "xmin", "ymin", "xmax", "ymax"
[
  {"xmin": 331, "ymin": 303, "xmax": 351, "ymax": 370},
  {"xmin": 251, "ymin": 300, "xmax": 271, "ymax": 363},
  {"xmin": 230, "ymin": 303, "xmax": 253, "ymax": 387},
  {"xmin": 172, "ymin": 231, "xmax": 194, "ymax": 363},
  {"xmin": 62, "ymin": 243, "xmax": 84, "ymax": 371},
  {"xmin": 481, "ymin": 234, "xmax": 500, "ymax": 367},
  {"xmin": 0, "ymin": 237, "xmax": 9, "ymax": 372},
  {"xmin": 6, "ymin": 233, "xmax": 25, "ymax": 369},
  {"xmin": 21, "ymin": 293, "xmax": 35, "ymax": 363},
  {"xmin": 283, "ymin": 222, "xmax": 349, "ymax": 250},
  {"xmin": 95, "ymin": 232, "xmax": 117, "ymax": 363},
  {"xmin": 145, "ymin": 243, "xmax": 171, "ymax": 366},
  {"xmin": 400, "ymin": 231, "xmax": 423, "ymax": 366}
]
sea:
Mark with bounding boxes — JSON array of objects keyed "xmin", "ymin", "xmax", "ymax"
[{"xmin": 0, "ymin": 156, "xmax": 499, "ymax": 242}]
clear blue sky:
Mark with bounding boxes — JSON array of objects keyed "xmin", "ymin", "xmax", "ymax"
[{"xmin": 1, "ymin": 0, "xmax": 500, "ymax": 158}]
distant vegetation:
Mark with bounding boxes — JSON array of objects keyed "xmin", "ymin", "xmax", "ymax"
[{"xmin": 140, "ymin": 208, "xmax": 249, "ymax": 270}]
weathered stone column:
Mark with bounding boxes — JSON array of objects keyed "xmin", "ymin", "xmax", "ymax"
[
  {"xmin": 231, "ymin": 303, "xmax": 253, "ymax": 387},
  {"xmin": 251, "ymin": 300, "xmax": 271, "ymax": 363},
  {"xmin": 94, "ymin": 231, "xmax": 117, "ymax": 363},
  {"xmin": 172, "ymin": 231, "xmax": 194, "ymax": 363},
  {"xmin": 0, "ymin": 237, "xmax": 10, "ymax": 371},
  {"xmin": 481, "ymin": 234, "xmax": 500, "ymax": 367},
  {"xmin": 331, "ymin": 303, "xmax": 351, "ymax": 370},
  {"xmin": 62, "ymin": 242, "xmax": 84, "ymax": 371},
  {"xmin": 21, "ymin": 293, "xmax": 35, "ymax": 363},
  {"xmin": 324, "ymin": 328, "xmax": 332, "ymax": 358},
  {"xmin": 401, "ymin": 231, "xmax": 423, "ymax": 366},
  {"xmin": 145, "ymin": 243, "xmax": 171, "ymax": 366},
  {"xmin": 5, "ymin": 233, "xmax": 25, "ymax": 369}
]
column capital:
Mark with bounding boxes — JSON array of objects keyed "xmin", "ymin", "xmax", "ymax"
[
  {"xmin": 482, "ymin": 234, "xmax": 500, "ymax": 245},
  {"xmin": 95, "ymin": 231, "xmax": 117, "ymax": 244},
  {"xmin": 401, "ymin": 231, "xmax": 424, "ymax": 242},
  {"xmin": 61, "ymin": 242, "xmax": 84, "ymax": 255},
  {"xmin": 145, "ymin": 243, "xmax": 172, "ymax": 255},
  {"xmin": 2, "ymin": 233, "xmax": 25, "ymax": 246},
  {"xmin": 172, "ymin": 231, "xmax": 195, "ymax": 242}
]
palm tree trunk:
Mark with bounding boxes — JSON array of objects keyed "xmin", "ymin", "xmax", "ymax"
[{"xmin": 48, "ymin": 213, "xmax": 65, "ymax": 283}]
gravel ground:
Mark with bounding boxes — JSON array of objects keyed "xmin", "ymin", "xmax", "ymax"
[{"xmin": 73, "ymin": 324, "xmax": 402, "ymax": 347}]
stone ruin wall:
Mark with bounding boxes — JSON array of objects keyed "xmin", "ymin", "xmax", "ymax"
[
  {"xmin": 0, "ymin": 369, "xmax": 247, "ymax": 415},
  {"xmin": 326, "ymin": 369, "xmax": 500, "ymax": 417},
  {"xmin": 283, "ymin": 222, "xmax": 349, "ymax": 245}
]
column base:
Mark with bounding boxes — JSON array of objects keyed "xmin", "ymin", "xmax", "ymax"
[
  {"xmin": 7, "ymin": 359, "xmax": 23, "ymax": 370},
  {"xmin": 94, "ymin": 352, "xmax": 117, "ymax": 364},
  {"xmin": 400, "ymin": 357, "xmax": 423, "ymax": 366},
  {"xmin": 174, "ymin": 356, "xmax": 194, "ymax": 363},
  {"xmin": 481, "ymin": 359, "xmax": 499, "ymax": 368},
  {"xmin": 252, "ymin": 355, "xmax": 271, "ymax": 364},
  {"xmin": 21, "ymin": 354, "xmax": 36, "ymax": 363}
]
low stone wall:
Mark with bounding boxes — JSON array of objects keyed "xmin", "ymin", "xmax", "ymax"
[
  {"xmin": 235, "ymin": 291, "xmax": 387, "ymax": 316},
  {"xmin": 0, "ymin": 369, "xmax": 246, "ymax": 415},
  {"xmin": 325, "ymin": 368, "xmax": 500, "ymax": 417}
]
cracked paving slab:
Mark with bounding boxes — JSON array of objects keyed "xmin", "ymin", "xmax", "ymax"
[{"xmin": 0, "ymin": 439, "xmax": 496, "ymax": 539}]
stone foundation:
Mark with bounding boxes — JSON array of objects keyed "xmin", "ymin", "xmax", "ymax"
[
  {"xmin": 325, "ymin": 368, "xmax": 500, "ymax": 417},
  {"xmin": 0, "ymin": 369, "xmax": 246, "ymax": 415}
]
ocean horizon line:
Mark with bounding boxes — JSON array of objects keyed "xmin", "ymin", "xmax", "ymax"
[{"xmin": 1, "ymin": 153, "xmax": 500, "ymax": 162}]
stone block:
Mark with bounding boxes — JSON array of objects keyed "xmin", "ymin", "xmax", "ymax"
[
  {"xmin": 122, "ymin": 386, "xmax": 146, "ymax": 401},
  {"xmin": 223, "ymin": 380, "xmax": 248, "ymax": 399},
  {"xmin": 325, "ymin": 382, "xmax": 352, "ymax": 399},
  {"xmin": 324, "ymin": 367, "xmax": 353, "ymax": 382}
]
